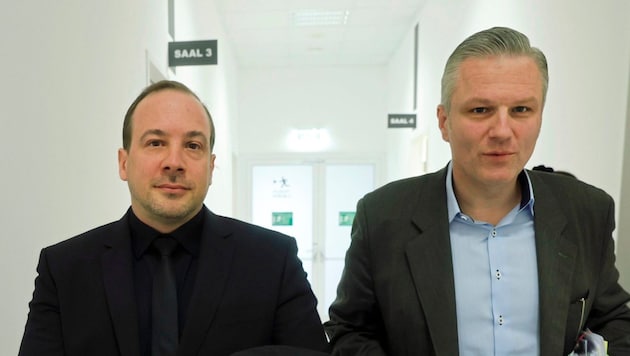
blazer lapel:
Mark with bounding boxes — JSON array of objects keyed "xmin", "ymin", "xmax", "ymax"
[
  {"xmin": 101, "ymin": 215, "xmax": 141, "ymax": 356},
  {"xmin": 531, "ymin": 176, "xmax": 576, "ymax": 355},
  {"xmin": 405, "ymin": 168, "xmax": 459, "ymax": 356},
  {"xmin": 178, "ymin": 209, "xmax": 235, "ymax": 355}
]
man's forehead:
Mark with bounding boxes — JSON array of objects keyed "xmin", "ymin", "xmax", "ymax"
[
  {"xmin": 132, "ymin": 91, "xmax": 210, "ymax": 131},
  {"xmin": 137, "ymin": 89, "xmax": 200, "ymax": 108},
  {"xmin": 136, "ymin": 89, "xmax": 203, "ymax": 114},
  {"xmin": 456, "ymin": 56, "xmax": 542, "ymax": 88},
  {"xmin": 458, "ymin": 55, "xmax": 540, "ymax": 76}
]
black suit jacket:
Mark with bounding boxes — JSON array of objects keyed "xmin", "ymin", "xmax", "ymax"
[
  {"xmin": 19, "ymin": 207, "xmax": 329, "ymax": 356},
  {"xmin": 326, "ymin": 167, "xmax": 630, "ymax": 355}
]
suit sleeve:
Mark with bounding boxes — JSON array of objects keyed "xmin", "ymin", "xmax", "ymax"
[
  {"xmin": 585, "ymin": 197, "xmax": 630, "ymax": 354},
  {"xmin": 325, "ymin": 198, "xmax": 388, "ymax": 356},
  {"xmin": 18, "ymin": 248, "xmax": 65, "ymax": 356},
  {"xmin": 272, "ymin": 237, "xmax": 330, "ymax": 352}
]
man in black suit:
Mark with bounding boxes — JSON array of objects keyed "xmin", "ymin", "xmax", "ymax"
[
  {"xmin": 326, "ymin": 27, "xmax": 630, "ymax": 355},
  {"xmin": 19, "ymin": 80, "xmax": 329, "ymax": 356}
]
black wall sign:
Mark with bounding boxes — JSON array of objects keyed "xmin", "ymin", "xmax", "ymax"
[
  {"xmin": 168, "ymin": 40, "xmax": 218, "ymax": 67},
  {"xmin": 388, "ymin": 114, "xmax": 417, "ymax": 129}
]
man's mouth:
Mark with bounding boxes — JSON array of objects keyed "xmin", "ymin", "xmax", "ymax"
[
  {"xmin": 485, "ymin": 151, "xmax": 514, "ymax": 156},
  {"xmin": 156, "ymin": 183, "xmax": 189, "ymax": 192}
]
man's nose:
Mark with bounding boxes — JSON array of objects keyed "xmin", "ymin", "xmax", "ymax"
[
  {"xmin": 162, "ymin": 147, "xmax": 185, "ymax": 172},
  {"xmin": 488, "ymin": 109, "xmax": 512, "ymax": 138}
]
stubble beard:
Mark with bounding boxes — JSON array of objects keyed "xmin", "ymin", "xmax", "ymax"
[{"xmin": 131, "ymin": 186, "xmax": 203, "ymax": 226}]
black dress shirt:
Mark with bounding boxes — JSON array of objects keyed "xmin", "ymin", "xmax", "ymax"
[{"xmin": 128, "ymin": 209, "xmax": 204, "ymax": 356}]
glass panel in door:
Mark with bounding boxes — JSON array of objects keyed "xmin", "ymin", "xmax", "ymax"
[
  {"xmin": 251, "ymin": 165, "xmax": 314, "ymax": 274},
  {"xmin": 322, "ymin": 164, "xmax": 374, "ymax": 316}
]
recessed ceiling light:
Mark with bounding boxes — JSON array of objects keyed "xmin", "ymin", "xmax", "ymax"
[
  {"xmin": 292, "ymin": 10, "xmax": 349, "ymax": 26},
  {"xmin": 286, "ymin": 128, "xmax": 331, "ymax": 152}
]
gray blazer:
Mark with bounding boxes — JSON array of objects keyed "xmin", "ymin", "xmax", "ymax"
[{"xmin": 326, "ymin": 167, "xmax": 630, "ymax": 355}]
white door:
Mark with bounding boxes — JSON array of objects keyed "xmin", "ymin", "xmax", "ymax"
[{"xmin": 246, "ymin": 160, "xmax": 376, "ymax": 320}]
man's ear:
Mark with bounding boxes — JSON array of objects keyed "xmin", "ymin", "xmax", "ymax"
[
  {"xmin": 437, "ymin": 105, "xmax": 450, "ymax": 142},
  {"xmin": 118, "ymin": 148, "xmax": 129, "ymax": 181},
  {"xmin": 207, "ymin": 153, "xmax": 216, "ymax": 187}
]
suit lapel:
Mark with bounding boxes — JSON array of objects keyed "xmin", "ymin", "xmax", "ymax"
[
  {"xmin": 178, "ymin": 209, "xmax": 235, "ymax": 355},
  {"xmin": 531, "ymin": 175, "xmax": 576, "ymax": 355},
  {"xmin": 101, "ymin": 216, "xmax": 141, "ymax": 356},
  {"xmin": 405, "ymin": 168, "xmax": 459, "ymax": 356}
]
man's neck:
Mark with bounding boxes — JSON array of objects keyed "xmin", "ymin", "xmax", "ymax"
[
  {"xmin": 131, "ymin": 206, "xmax": 203, "ymax": 234},
  {"xmin": 454, "ymin": 178, "xmax": 521, "ymax": 226}
]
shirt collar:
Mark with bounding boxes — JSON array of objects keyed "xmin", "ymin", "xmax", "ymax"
[
  {"xmin": 129, "ymin": 207, "xmax": 205, "ymax": 258},
  {"xmin": 445, "ymin": 162, "xmax": 535, "ymax": 223}
]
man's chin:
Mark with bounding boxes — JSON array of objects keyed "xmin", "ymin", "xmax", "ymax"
[{"xmin": 150, "ymin": 203, "xmax": 199, "ymax": 222}]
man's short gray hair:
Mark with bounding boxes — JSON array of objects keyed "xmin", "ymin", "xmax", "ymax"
[{"xmin": 440, "ymin": 27, "xmax": 548, "ymax": 113}]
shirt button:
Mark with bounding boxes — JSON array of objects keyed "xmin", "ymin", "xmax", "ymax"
[
  {"xmin": 498, "ymin": 315, "xmax": 504, "ymax": 325},
  {"xmin": 495, "ymin": 270, "xmax": 501, "ymax": 280},
  {"xmin": 491, "ymin": 230, "xmax": 497, "ymax": 237}
]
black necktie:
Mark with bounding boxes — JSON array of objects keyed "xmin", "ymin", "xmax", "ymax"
[{"xmin": 152, "ymin": 236, "xmax": 179, "ymax": 356}]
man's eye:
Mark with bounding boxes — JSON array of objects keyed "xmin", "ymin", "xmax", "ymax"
[
  {"xmin": 513, "ymin": 106, "xmax": 529, "ymax": 113},
  {"xmin": 187, "ymin": 142, "xmax": 202, "ymax": 150},
  {"xmin": 148, "ymin": 140, "xmax": 163, "ymax": 147},
  {"xmin": 471, "ymin": 107, "xmax": 488, "ymax": 114}
]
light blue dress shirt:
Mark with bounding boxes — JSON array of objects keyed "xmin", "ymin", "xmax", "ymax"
[{"xmin": 446, "ymin": 163, "xmax": 540, "ymax": 356}]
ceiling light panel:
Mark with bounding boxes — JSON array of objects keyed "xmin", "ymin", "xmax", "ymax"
[{"xmin": 292, "ymin": 10, "xmax": 349, "ymax": 26}]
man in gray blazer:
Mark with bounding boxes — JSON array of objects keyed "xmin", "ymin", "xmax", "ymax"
[
  {"xmin": 325, "ymin": 27, "xmax": 630, "ymax": 355},
  {"xmin": 19, "ymin": 80, "xmax": 329, "ymax": 356}
]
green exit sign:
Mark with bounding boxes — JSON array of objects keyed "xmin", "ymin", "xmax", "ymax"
[
  {"xmin": 339, "ymin": 211, "xmax": 356, "ymax": 226},
  {"xmin": 272, "ymin": 212, "xmax": 293, "ymax": 226}
]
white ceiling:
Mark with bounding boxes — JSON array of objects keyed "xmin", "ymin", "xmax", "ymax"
[{"xmin": 214, "ymin": 0, "xmax": 427, "ymax": 68}]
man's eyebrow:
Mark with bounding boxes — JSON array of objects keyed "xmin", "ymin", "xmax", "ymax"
[
  {"xmin": 138, "ymin": 129, "xmax": 209, "ymax": 143},
  {"xmin": 139, "ymin": 129, "xmax": 167, "ymax": 142},
  {"xmin": 513, "ymin": 97, "xmax": 540, "ymax": 105},
  {"xmin": 461, "ymin": 96, "xmax": 540, "ymax": 106},
  {"xmin": 461, "ymin": 98, "xmax": 493, "ymax": 106},
  {"xmin": 185, "ymin": 130, "xmax": 208, "ymax": 140}
]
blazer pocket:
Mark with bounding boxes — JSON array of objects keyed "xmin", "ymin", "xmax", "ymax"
[{"xmin": 565, "ymin": 290, "xmax": 589, "ymax": 348}]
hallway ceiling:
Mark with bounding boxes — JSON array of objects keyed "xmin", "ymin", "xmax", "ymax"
[{"xmin": 214, "ymin": 0, "xmax": 426, "ymax": 68}]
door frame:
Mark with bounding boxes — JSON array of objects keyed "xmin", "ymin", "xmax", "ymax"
[{"xmin": 234, "ymin": 153, "xmax": 385, "ymax": 319}]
